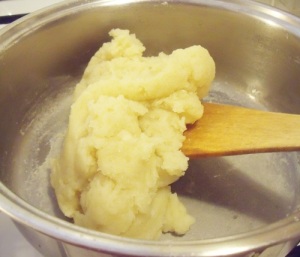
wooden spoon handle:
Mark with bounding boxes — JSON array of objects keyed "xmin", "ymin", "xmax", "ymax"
[{"xmin": 182, "ymin": 103, "xmax": 300, "ymax": 157}]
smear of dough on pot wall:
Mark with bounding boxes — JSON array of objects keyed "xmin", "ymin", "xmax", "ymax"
[{"xmin": 51, "ymin": 29, "xmax": 215, "ymax": 240}]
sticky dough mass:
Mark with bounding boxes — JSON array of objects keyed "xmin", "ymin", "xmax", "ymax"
[{"xmin": 51, "ymin": 29, "xmax": 215, "ymax": 240}]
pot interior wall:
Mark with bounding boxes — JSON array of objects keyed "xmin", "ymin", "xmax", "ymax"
[{"xmin": 0, "ymin": 1, "xmax": 300, "ymax": 241}]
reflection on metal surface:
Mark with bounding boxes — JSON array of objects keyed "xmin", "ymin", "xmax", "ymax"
[{"xmin": 256, "ymin": 0, "xmax": 300, "ymax": 16}]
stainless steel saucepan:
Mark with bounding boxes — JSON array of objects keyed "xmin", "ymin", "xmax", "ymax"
[{"xmin": 1, "ymin": 0, "xmax": 300, "ymax": 256}]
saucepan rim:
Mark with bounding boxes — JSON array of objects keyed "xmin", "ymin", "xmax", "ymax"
[{"xmin": 1, "ymin": 0, "xmax": 300, "ymax": 256}]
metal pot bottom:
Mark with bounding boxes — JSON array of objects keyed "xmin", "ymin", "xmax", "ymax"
[{"xmin": 8, "ymin": 76, "xmax": 300, "ymax": 256}]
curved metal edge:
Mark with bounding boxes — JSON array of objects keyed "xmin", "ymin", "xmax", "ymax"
[{"xmin": 1, "ymin": 0, "xmax": 300, "ymax": 256}]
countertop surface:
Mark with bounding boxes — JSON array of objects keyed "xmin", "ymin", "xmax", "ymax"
[{"xmin": 1, "ymin": 0, "xmax": 300, "ymax": 257}]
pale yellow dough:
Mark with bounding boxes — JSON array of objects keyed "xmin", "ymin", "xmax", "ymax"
[{"xmin": 51, "ymin": 29, "xmax": 215, "ymax": 240}]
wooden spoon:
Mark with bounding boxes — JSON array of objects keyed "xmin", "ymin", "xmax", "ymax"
[{"xmin": 182, "ymin": 102, "xmax": 300, "ymax": 157}]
